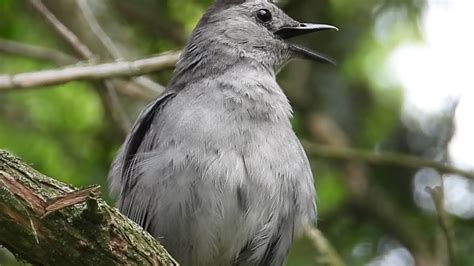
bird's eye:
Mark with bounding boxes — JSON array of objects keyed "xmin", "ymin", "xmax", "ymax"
[{"xmin": 256, "ymin": 9, "xmax": 272, "ymax": 23}]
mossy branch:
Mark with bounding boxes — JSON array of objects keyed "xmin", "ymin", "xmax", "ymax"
[{"xmin": 0, "ymin": 150, "xmax": 177, "ymax": 265}]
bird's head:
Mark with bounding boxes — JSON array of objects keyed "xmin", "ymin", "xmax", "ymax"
[{"xmin": 182, "ymin": 0, "xmax": 337, "ymax": 72}]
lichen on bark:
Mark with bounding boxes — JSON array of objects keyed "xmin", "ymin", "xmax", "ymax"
[{"xmin": 0, "ymin": 150, "xmax": 177, "ymax": 266}]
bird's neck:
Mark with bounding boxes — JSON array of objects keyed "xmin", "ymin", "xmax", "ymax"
[
  {"xmin": 214, "ymin": 63, "xmax": 294, "ymax": 123},
  {"xmin": 170, "ymin": 51, "xmax": 293, "ymax": 123},
  {"xmin": 170, "ymin": 45, "xmax": 275, "ymax": 86},
  {"xmin": 168, "ymin": 33, "xmax": 293, "ymax": 123}
]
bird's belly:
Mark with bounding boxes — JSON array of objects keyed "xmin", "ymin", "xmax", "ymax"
[
  {"xmin": 142, "ymin": 129, "xmax": 314, "ymax": 265},
  {"xmin": 140, "ymin": 97, "xmax": 315, "ymax": 264}
]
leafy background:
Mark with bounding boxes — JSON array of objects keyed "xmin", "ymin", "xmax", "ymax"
[{"xmin": 1, "ymin": 0, "xmax": 473, "ymax": 265}]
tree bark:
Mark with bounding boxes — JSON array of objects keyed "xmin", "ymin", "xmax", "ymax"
[
  {"xmin": 0, "ymin": 52, "xmax": 180, "ymax": 91},
  {"xmin": 0, "ymin": 150, "xmax": 177, "ymax": 265}
]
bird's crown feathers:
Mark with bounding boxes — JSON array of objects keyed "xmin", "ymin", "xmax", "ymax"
[{"xmin": 214, "ymin": 0, "xmax": 277, "ymax": 6}]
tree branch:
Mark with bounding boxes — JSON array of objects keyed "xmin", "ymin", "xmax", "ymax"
[
  {"xmin": 110, "ymin": 0, "xmax": 187, "ymax": 46},
  {"xmin": 28, "ymin": 0, "xmax": 131, "ymax": 137},
  {"xmin": 77, "ymin": 0, "xmax": 123, "ymax": 60},
  {"xmin": 0, "ymin": 150, "xmax": 177, "ymax": 265},
  {"xmin": 0, "ymin": 38, "xmax": 163, "ymax": 101},
  {"xmin": 28, "ymin": 0, "xmax": 94, "ymax": 59},
  {"xmin": 304, "ymin": 227, "xmax": 345, "ymax": 266},
  {"xmin": 0, "ymin": 38, "xmax": 76, "ymax": 65},
  {"xmin": 307, "ymin": 114, "xmax": 436, "ymax": 265},
  {"xmin": 76, "ymin": 0, "xmax": 166, "ymax": 95},
  {"xmin": 426, "ymin": 185, "xmax": 456, "ymax": 266},
  {"xmin": 302, "ymin": 141, "xmax": 474, "ymax": 180},
  {"xmin": 0, "ymin": 52, "xmax": 180, "ymax": 91}
]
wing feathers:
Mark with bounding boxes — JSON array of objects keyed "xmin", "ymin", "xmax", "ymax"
[{"xmin": 108, "ymin": 91, "xmax": 175, "ymax": 226}]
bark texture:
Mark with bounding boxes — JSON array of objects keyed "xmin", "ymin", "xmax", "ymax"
[{"xmin": 0, "ymin": 150, "xmax": 177, "ymax": 265}]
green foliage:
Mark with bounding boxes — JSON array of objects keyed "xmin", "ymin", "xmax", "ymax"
[
  {"xmin": 312, "ymin": 161, "xmax": 347, "ymax": 215},
  {"xmin": 0, "ymin": 82, "xmax": 107, "ymax": 187},
  {"xmin": 167, "ymin": 0, "xmax": 208, "ymax": 32}
]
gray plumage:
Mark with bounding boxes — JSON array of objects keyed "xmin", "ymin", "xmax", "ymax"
[{"xmin": 109, "ymin": 0, "xmax": 336, "ymax": 265}]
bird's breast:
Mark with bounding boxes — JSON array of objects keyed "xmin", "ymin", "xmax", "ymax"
[{"xmin": 139, "ymin": 84, "xmax": 316, "ymax": 264}]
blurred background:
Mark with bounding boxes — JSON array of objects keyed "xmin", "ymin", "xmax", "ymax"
[{"xmin": 1, "ymin": 0, "xmax": 473, "ymax": 265}]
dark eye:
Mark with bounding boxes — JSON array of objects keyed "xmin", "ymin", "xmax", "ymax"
[{"xmin": 256, "ymin": 9, "xmax": 272, "ymax": 23}]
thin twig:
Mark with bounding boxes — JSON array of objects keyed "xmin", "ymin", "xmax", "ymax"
[
  {"xmin": 0, "ymin": 38, "xmax": 76, "ymax": 65},
  {"xmin": 101, "ymin": 80, "xmax": 132, "ymax": 133},
  {"xmin": 27, "ymin": 0, "xmax": 132, "ymax": 136},
  {"xmin": 109, "ymin": 78, "xmax": 160, "ymax": 101},
  {"xmin": 0, "ymin": 52, "xmax": 180, "ymax": 90},
  {"xmin": 111, "ymin": 0, "xmax": 186, "ymax": 46},
  {"xmin": 77, "ymin": 0, "xmax": 123, "ymax": 60},
  {"xmin": 76, "ymin": 0, "xmax": 166, "ymax": 94},
  {"xmin": 28, "ymin": 0, "xmax": 93, "ymax": 59},
  {"xmin": 305, "ymin": 227, "xmax": 345, "ymax": 266},
  {"xmin": 133, "ymin": 76, "xmax": 166, "ymax": 94},
  {"xmin": 426, "ymin": 185, "xmax": 456, "ymax": 266},
  {"xmin": 302, "ymin": 141, "xmax": 474, "ymax": 180}
]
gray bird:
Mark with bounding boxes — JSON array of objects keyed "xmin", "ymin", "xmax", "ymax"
[{"xmin": 109, "ymin": 0, "xmax": 336, "ymax": 265}]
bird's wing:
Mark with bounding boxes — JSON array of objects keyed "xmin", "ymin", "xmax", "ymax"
[{"xmin": 108, "ymin": 91, "xmax": 175, "ymax": 227}]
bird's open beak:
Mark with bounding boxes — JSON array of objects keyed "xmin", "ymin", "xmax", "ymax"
[{"xmin": 275, "ymin": 23, "xmax": 338, "ymax": 65}]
